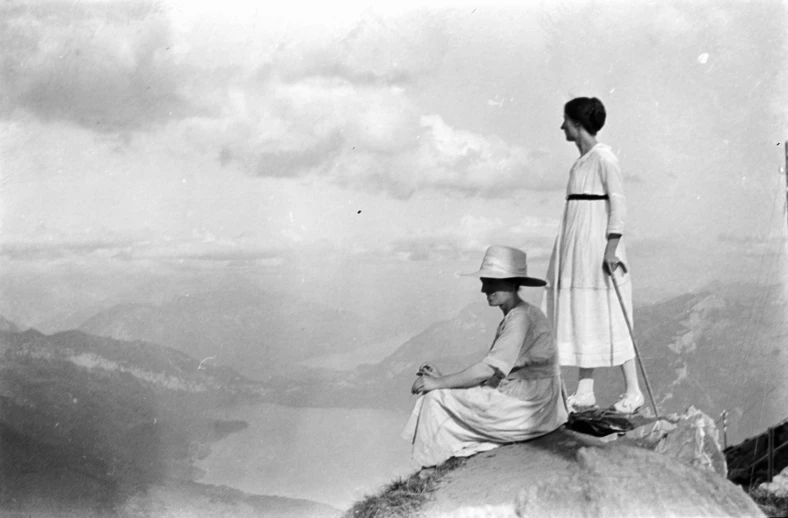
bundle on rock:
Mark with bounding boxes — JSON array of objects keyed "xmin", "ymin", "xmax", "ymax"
[{"xmin": 567, "ymin": 406, "xmax": 727, "ymax": 477}]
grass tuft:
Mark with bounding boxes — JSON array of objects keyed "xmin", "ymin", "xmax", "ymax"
[
  {"xmin": 746, "ymin": 487, "xmax": 788, "ymax": 518},
  {"xmin": 343, "ymin": 457, "xmax": 467, "ymax": 518}
]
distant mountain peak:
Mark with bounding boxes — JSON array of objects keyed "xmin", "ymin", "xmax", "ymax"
[
  {"xmin": 690, "ymin": 293, "xmax": 727, "ymax": 313},
  {"xmin": 0, "ymin": 315, "xmax": 22, "ymax": 333},
  {"xmin": 77, "ymin": 288, "xmax": 388, "ymax": 380}
]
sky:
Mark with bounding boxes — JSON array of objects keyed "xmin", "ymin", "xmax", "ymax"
[{"xmin": 1, "ymin": 0, "xmax": 787, "ymax": 334}]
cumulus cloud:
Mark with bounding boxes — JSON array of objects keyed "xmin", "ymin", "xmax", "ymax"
[
  {"xmin": 2, "ymin": 3, "xmax": 558, "ymax": 199},
  {"xmin": 200, "ymin": 80, "xmax": 558, "ymax": 198},
  {"xmin": 405, "ymin": 115, "xmax": 559, "ymax": 195},
  {"xmin": 0, "ymin": 5, "xmax": 444, "ymax": 128},
  {"xmin": 1, "ymin": 1, "xmax": 197, "ymax": 130}
]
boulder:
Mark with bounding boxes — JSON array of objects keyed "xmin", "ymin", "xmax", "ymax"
[
  {"xmin": 419, "ymin": 427, "xmax": 763, "ymax": 517},
  {"xmin": 652, "ymin": 407, "xmax": 728, "ymax": 478},
  {"xmin": 758, "ymin": 466, "xmax": 788, "ymax": 498}
]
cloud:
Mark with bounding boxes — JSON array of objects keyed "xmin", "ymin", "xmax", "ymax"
[
  {"xmin": 258, "ymin": 11, "xmax": 449, "ymax": 85},
  {"xmin": 385, "ymin": 214, "xmax": 558, "ymax": 262},
  {"xmin": 0, "ymin": 4, "xmax": 445, "ymax": 131},
  {"xmin": 130, "ymin": 245, "xmax": 285, "ymax": 265},
  {"xmin": 10, "ymin": 204, "xmax": 757, "ymax": 274},
  {"xmin": 405, "ymin": 115, "xmax": 560, "ymax": 195},
  {"xmin": 0, "ymin": 239, "xmax": 139, "ymax": 261},
  {"xmin": 186, "ymin": 76, "xmax": 421, "ymax": 168},
  {"xmin": 0, "ymin": 232, "xmax": 284, "ymax": 265},
  {"xmin": 717, "ymin": 232, "xmax": 787, "ymax": 258},
  {"xmin": 203, "ymin": 79, "xmax": 558, "ymax": 198},
  {"xmin": 2, "ymin": 4, "xmax": 558, "ymax": 199},
  {"xmin": 1, "ymin": 1, "xmax": 201, "ymax": 130},
  {"xmin": 540, "ymin": 1, "xmax": 784, "ymax": 145},
  {"xmin": 717, "ymin": 233, "xmax": 782, "ymax": 246}
]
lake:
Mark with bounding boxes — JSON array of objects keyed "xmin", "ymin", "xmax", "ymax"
[{"xmin": 196, "ymin": 402, "xmax": 416, "ymax": 511}]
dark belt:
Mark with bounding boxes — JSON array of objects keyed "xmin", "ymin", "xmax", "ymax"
[{"xmin": 566, "ymin": 194, "xmax": 609, "ymax": 201}]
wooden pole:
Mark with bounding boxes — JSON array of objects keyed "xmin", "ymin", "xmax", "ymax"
[
  {"xmin": 608, "ymin": 272, "xmax": 660, "ymax": 419},
  {"xmin": 773, "ymin": 141, "xmax": 788, "ymax": 483},
  {"xmin": 767, "ymin": 426, "xmax": 774, "ymax": 482},
  {"xmin": 739, "ymin": 439, "xmax": 788, "ymax": 476}
]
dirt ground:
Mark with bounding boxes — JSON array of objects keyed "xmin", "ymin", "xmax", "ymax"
[{"xmin": 419, "ymin": 428, "xmax": 764, "ymax": 518}]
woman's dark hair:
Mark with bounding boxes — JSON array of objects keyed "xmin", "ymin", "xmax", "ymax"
[{"xmin": 564, "ymin": 97, "xmax": 606, "ymax": 135}]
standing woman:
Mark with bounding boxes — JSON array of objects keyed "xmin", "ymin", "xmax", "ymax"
[{"xmin": 544, "ymin": 97, "xmax": 644, "ymax": 414}]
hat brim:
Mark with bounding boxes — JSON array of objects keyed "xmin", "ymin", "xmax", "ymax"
[{"xmin": 461, "ymin": 270, "xmax": 547, "ymax": 287}]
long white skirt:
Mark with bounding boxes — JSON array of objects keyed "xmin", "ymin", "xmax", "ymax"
[
  {"xmin": 543, "ymin": 281, "xmax": 636, "ymax": 367},
  {"xmin": 401, "ymin": 377, "xmax": 567, "ymax": 468},
  {"xmin": 544, "ymin": 197, "xmax": 636, "ymax": 368}
]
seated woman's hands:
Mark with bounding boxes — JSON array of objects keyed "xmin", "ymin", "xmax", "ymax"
[
  {"xmin": 417, "ymin": 362, "xmax": 442, "ymax": 377},
  {"xmin": 412, "ymin": 362, "xmax": 442, "ymax": 395},
  {"xmin": 411, "ymin": 373, "xmax": 440, "ymax": 395}
]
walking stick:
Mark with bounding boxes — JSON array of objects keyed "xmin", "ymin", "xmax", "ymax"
[{"xmin": 608, "ymin": 267, "xmax": 660, "ymax": 419}]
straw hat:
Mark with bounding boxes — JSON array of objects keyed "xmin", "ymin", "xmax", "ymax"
[{"xmin": 462, "ymin": 245, "xmax": 546, "ymax": 287}]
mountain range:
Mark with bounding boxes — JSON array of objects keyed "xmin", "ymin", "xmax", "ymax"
[
  {"xmin": 3, "ymin": 279, "xmax": 786, "ymax": 514},
  {"xmin": 267, "ymin": 281, "xmax": 788, "ymax": 445},
  {"xmin": 78, "ymin": 288, "xmax": 388, "ymax": 381},
  {"xmin": 0, "ymin": 315, "xmax": 21, "ymax": 333},
  {"xmin": 70, "ymin": 280, "xmax": 788, "ymax": 444},
  {"xmin": 0, "ymin": 324, "xmax": 339, "ymax": 517}
]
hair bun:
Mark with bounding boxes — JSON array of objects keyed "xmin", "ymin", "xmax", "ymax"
[{"xmin": 564, "ymin": 97, "xmax": 606, "ymax": 135}]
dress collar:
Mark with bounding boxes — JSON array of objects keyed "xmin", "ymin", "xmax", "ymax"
[{"xmin": 578, "ymin": 142, "xmax": 608, "ymax": 160}]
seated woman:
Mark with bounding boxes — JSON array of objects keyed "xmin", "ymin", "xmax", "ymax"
[{"xmin": 401, "ymin": 245, "xmax": 568, "ymax": 468}]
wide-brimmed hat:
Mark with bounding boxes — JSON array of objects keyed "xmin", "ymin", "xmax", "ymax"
[{"xmin": 462, "ymin": 245, "xmax": 546, "ymax": 287}]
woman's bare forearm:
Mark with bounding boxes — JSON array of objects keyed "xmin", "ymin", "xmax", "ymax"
[
  {"xmin": 605, "ymin": 234, "xmax": 621, "ymax": 256},
  {"xmin": 435, "ymin": 362, "xmax": 495, "ymax": 390}
]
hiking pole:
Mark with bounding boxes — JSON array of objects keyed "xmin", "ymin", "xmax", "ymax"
[{"xmin": 608, "ymin": 267, "xmax": 660, "ymax": 419}]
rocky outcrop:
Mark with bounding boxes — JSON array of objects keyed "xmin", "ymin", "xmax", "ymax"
[
  {"xmin": 418, "ymin": 428, "xmax": 763, "ymax": 518},
  {"xmin": 758, "ymin": 466, "xmax": 788, "ymax": 498},
  {"xmin": 620, "ymin": 407, "xmax": 729, "ymax": 478}
]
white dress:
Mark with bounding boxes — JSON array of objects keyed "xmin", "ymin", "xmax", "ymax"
[
  {"xmin": 542, "ymin": 143, "xmax": 636, "ymax": 368},
  {"xmin": 401, "ymin": 302, "xmax": 568, "ymax": 468}
]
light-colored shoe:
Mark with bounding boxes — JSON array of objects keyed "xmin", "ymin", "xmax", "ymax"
[
  {"xmin": 567, "ymin": 392, "xmax": 597, "ymax": 413},
  {"xmin": 612, "ymin": 392, "xmax": 644, "ymax": 414}
]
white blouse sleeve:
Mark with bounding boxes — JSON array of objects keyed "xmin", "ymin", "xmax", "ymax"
[
  {"xmin": 599, "ymin": 153, "xmax": 627, "ymax": 236},
  {"xmin": 482, "ymin": 310, "xmax": 528, "ymax": 377}
]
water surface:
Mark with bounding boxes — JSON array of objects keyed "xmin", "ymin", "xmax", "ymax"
[{"xmin": 197, "ymin": 402, "xmax": 415, "ymax": 510}]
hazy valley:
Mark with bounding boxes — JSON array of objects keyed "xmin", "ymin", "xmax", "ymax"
[
  {"xmin": 260, "ymin": 281, "xmax": 788, "ymax": 445},
  {"xmin": 0, "ymin": 324, "xmax": 341, "ymax": 517},
  {"xmin": 1, "ymin": 280, "xmax": 787, "ymax": 515},
  {"xmin": 78, "ymin": 289, "xmax": 389, "ymax": 381}
]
